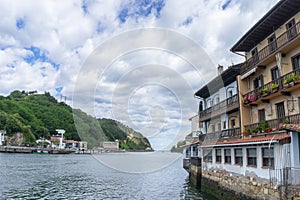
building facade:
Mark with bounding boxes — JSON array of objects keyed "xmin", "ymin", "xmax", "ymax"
[
  {"xmin": 231, "ymin": 0, "xmax": 300, "ymax": 185},
  {"xmin": 183, "ymin": 0, "xmax": 300, "ymax": 198}
]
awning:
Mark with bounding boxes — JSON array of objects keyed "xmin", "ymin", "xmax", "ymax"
[{"xmin": 241, "ymin": 67, "xmax": 257, "ymax": 80}]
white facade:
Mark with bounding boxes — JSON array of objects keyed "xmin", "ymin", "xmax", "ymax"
[
  {"xmin": 200, "ymin": 141, "xmax": 297, "ymax": 185},
  {"xmin": 200, "ymin": 81, "xmax": 238, "ymax": 134}
]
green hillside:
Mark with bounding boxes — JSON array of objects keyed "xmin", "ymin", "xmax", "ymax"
[{"xmin": 0, "ymin": 90, "xmax": 152, "ymax": 149}]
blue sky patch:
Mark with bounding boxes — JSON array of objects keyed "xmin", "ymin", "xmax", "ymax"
[
  {"xmin": 16, "ymin": 18, "xmax": 25, "ymax": 29},
  {"xmin": 182, "ymin": 16, "xmax": 193, "ymax": 26},
  {"xmin": 81, "ymin": 0, "xmax": 89, "ymax": 14},
  {"xmin": 222, "ymin": 0, "xmax": 232, "ymax": 10},
  {"xmin": 55, "ymin": 86, "xmax": 63, "ymax": 93},
  {"xmin": 117, "ymin": 0, "xmax": 165, "ymax": 23},
  {"xmin": 24, "ymin": 46, "xmax": 60, "ymax": 71}
]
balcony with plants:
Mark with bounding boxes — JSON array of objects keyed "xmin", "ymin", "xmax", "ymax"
[
  {"xmin": 244, "ymin": 113, "xmax": 300, "ymax": 136},
  {"xmin": 242, "ymin": 68, "xmax": 300, "ymax": 106},
  {"xmin": 241, "ymin": 21, "xmax": 300, "ymax": 76}
]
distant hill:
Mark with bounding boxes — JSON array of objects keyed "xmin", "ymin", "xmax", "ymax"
[{"xmin": 0, "ymin": 90, "xmax": 152, "ymax": 150}]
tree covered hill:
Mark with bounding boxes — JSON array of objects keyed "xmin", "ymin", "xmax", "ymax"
[{"xmin": 0, "ymin": 90, "xmax": 152, "ymax": 150}]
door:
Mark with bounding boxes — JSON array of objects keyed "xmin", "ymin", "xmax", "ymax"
[
  {"xmin": 258, "ymin": 109, "xmax": 266, "ymax": 122},
  {"xmin": 286, "ymin": 19, "xmax": 296, "ymax": 40},
  {"xmin": 276, "ymin": 102, "xmax": 285, "ymax": 123}
]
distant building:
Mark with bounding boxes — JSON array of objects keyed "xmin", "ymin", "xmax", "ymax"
[
  {"xmin": 102, "ymin": 141, "xmax": 119, "ymax": 150},
  {"xmin": 0, "ymin": 130, "xmax": 6, "ymax": 146}
]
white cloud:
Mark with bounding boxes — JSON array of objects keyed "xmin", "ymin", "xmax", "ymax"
[{"xmin": 0, "ymin": 0, "xmax": 280, "ymax": 149}]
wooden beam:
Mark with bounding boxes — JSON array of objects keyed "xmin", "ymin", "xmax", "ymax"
[{"xmin": 281, "ymin": 91, "xmax": 291, "ymax": 96}]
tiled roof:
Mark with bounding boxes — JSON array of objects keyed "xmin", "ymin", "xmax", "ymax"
[
  {"xmin": 279, "ymin": 123, "xmax": 300, "ymax": 132},
  {"xmin": 199, "ymin": 134, "xmax": 290, "ymax": 147},
  {"xmin": 181, "ymin": 141, "xmax": 199, "ymax": 148}
]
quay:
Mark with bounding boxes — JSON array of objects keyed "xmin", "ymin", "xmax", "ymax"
[{"xmin": 0, "ymin": 146, "xmax": 75, "ymax": 154}]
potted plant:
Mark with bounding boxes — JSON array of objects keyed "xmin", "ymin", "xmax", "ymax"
[
  {"xmin": 242, "ymin": 129, "xmax": 251, "ymax": 138},
  {"xmin": 243, "ymin": 95, "xmax": 249, "ymax": 104},
  {"xmin": 260, "ymin": 87, "xmax": 269, "ymax": 96},
  {"xmin": 248, "ymin": 93, "xmax": 256, "ymax": 102},
  {"xmin": 291, "ymin": 73, "xmax": 297, "ymax": 82},
  {"xmin": 271, "ymin": 83, "xmax": 279, "ymax": 92},
  {"xmin": 251, "ymin": 125, "xmax": 260, "ymax": 134},
  {"xmin": 260, "ymin": 120, "xmax": 268, "ymax": 132},
  {"xmin": 283, "ymin": 76, "xmax": 294, "ymax": 87},
  {"xmin": 297, "ymin": 74, "xmax": 300, "ymax": 83},
  {"xmin": 283, "ymin": 119, "xmax": 290, "ymax": 124}
]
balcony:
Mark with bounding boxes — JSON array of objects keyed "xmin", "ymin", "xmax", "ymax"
[
  {"xmin": 199, "ymin": 94, "xmax": 239, "ymax": 121},
  {"xmin": 244, "ymin": 113, "xmax": 300, "ymax": 134},
  {"xmin": 199, "ymin": 128, "xmax": 241, "ymax": 142},
  {"xmin": 241, "ymin": 21, "xmax": 300, "ymax": 75},
  {"xmin": 242, "ymin": 68, "xmax": 300, "ymax": 106}
]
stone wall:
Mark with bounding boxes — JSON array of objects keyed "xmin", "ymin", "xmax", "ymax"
[{"xmin": 202, "ymin": 169, "xmax": 300, "ymax": 200}]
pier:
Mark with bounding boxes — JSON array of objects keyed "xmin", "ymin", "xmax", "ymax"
[{"xmin": 0, "ymin": 146, "xmax": 75, "ymax": 154}]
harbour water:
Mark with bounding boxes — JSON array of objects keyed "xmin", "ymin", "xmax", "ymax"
[{"xmin": 0, "ymin": 152, "xmax": 210, "ymax": 200}]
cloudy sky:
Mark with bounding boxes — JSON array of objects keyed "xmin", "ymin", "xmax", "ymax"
[{"xmin": 0, "ymin": 0, "xmax": 279, "ymax": 150}]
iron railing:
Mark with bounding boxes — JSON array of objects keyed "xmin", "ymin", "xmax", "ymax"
[
  {"xmin": 199, "ymin": 94, "xmax": 238, "ymax": 119},
  {"xmin": 242, "ymin": 68, "xmax": 300, "ymax": 105},
  {"xmin": 241, "ymin": 21, "xmax": 300, "ymax": 75}
]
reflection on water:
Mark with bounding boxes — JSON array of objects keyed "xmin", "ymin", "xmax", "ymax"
[{"xmin": 0, "ymin": 152, "xmax": 205, "ymax": 199}]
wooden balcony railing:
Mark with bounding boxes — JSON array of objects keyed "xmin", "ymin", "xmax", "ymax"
[
  {"xmin": 199, "ymin": 128, "xmax": 241, "ymax": 141},
  {"xmin": 199, "ymin": 94, "xmax": 238, "ymax": 120},
  {"xmin": 244, "ymin": 113, "xmax": 300, "ymax": 133},
  {"xmin": 242, "ymin": 68, "xmax": 300, "ymax": 105},
  {"xmin": 241, "ymin": 21, "xmax": 300, "ymax": 75}
]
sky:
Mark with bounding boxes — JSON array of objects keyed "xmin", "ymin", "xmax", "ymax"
[{"xmin": 0, "ymin": 0, "xmax": 279, "ymax": 150}]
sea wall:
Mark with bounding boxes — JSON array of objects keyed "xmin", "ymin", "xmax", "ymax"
[{"xmin": 201, "ymin": 169, "xmax": 300, "ymax": 200}]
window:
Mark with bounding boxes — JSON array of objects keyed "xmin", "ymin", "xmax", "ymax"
[
  {"xmin": 276, "ymin": 102, "xmax": 285, "ymax": 121},
  {"xmin": 224, "ymin": 149, "xmax": 231, "ymax": 164},
  {"xmin": 292, "ymin": 54, "xmax": 300, "ymax": 70},
  {"xmin": 215, "ymin": 97, "xmax": 220, "ymax": 104},
  {"xmin": 231, "ymin": 119, "xmax": 235, "ymax": 128},
  {"xmin": 271, "ymin": 67, "xmax": 279, "ymax": 81},
  {"xmin": 203, "ymin": 149, "xmax": 212, "ymax": 162},
  {"xmin": 228, "ymin": 90, "xmax": 233, "ymax": 98},
  {"xmin": 268, "ymin": 34, "xmax": 277, "ymax": 52},
  {"xmin": 215, "ymin": 149, "xmax": 222, "ymax": 163},
  {"xmin": 253, "ymin": 75, "xmax": 264, "ymax": 89},
  {"xmin": 235, "ymin": 149, "xmax": 243, "ymax": 166},
  {"xmin": 247, "ymin": 148, "xmax": 257, "ymax": 167},
  {"xmin": 251, "ymin": 47, "xmax": 259, "ymax": 63},
  {"xmin": 192, "ymin": 146, "xmax": 198, "ymax": 157},
  {"xmin": 262, "ymin": 147, "xmax": 274, "ymax": 168},
  {"xmin": 286, "ymin": 18, "xmax": 296, "ymax": 40},
  {"xmin": 223, "ymin": 121, "xmax": 226, "ymax": 129},
  {"xmin": 258, "ymin": 109, "xmax": 265, "ymax": 122}
]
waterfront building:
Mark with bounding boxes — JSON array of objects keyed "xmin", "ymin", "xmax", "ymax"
[
  {"xmin": 231, "ymin": 0, "xmax": 300, "ymax": 185},
  {"xmin": 102, "ymin": 141, "xmax": 119, "ymax": 150},
  {"xmin": 184, "ymin": 0, "xmax": 300, "ymax": 198},
  {"xmin": 0, "ymin": 130, "xmax": 6, "ymax": 146}
]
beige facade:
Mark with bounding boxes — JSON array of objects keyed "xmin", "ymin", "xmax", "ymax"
[{"xmin": 237, "ymin": 9, "xmax": 300, "ymax": 133}]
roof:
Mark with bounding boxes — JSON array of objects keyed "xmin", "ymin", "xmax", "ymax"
[
  {"xmin": 231, "ymin": 0, "xmax": 300, "ymax": 52},
  {"xmin": 200, "ymin": 134, "xmax": 290, "ymax": 147},
  {"xmin": 280, "ymin": 123, "xmax": 300, "ymax": 132},
  {"xmin": 181, "ymin": 141, "xmax": 199, "ymax": 148},
  {"xmin": 195, "ymin": 63, "xmax": 241, "ymax": 98}
]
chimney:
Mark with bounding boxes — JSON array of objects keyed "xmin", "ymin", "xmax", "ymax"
[{"xmin": 218, "ymin": 64, "xmax": 223, "ymax": 75}]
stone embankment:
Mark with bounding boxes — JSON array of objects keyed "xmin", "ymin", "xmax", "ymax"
[{"xmin": 202, "ymin": 170, "xmax": 300, "ymax": 200}]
